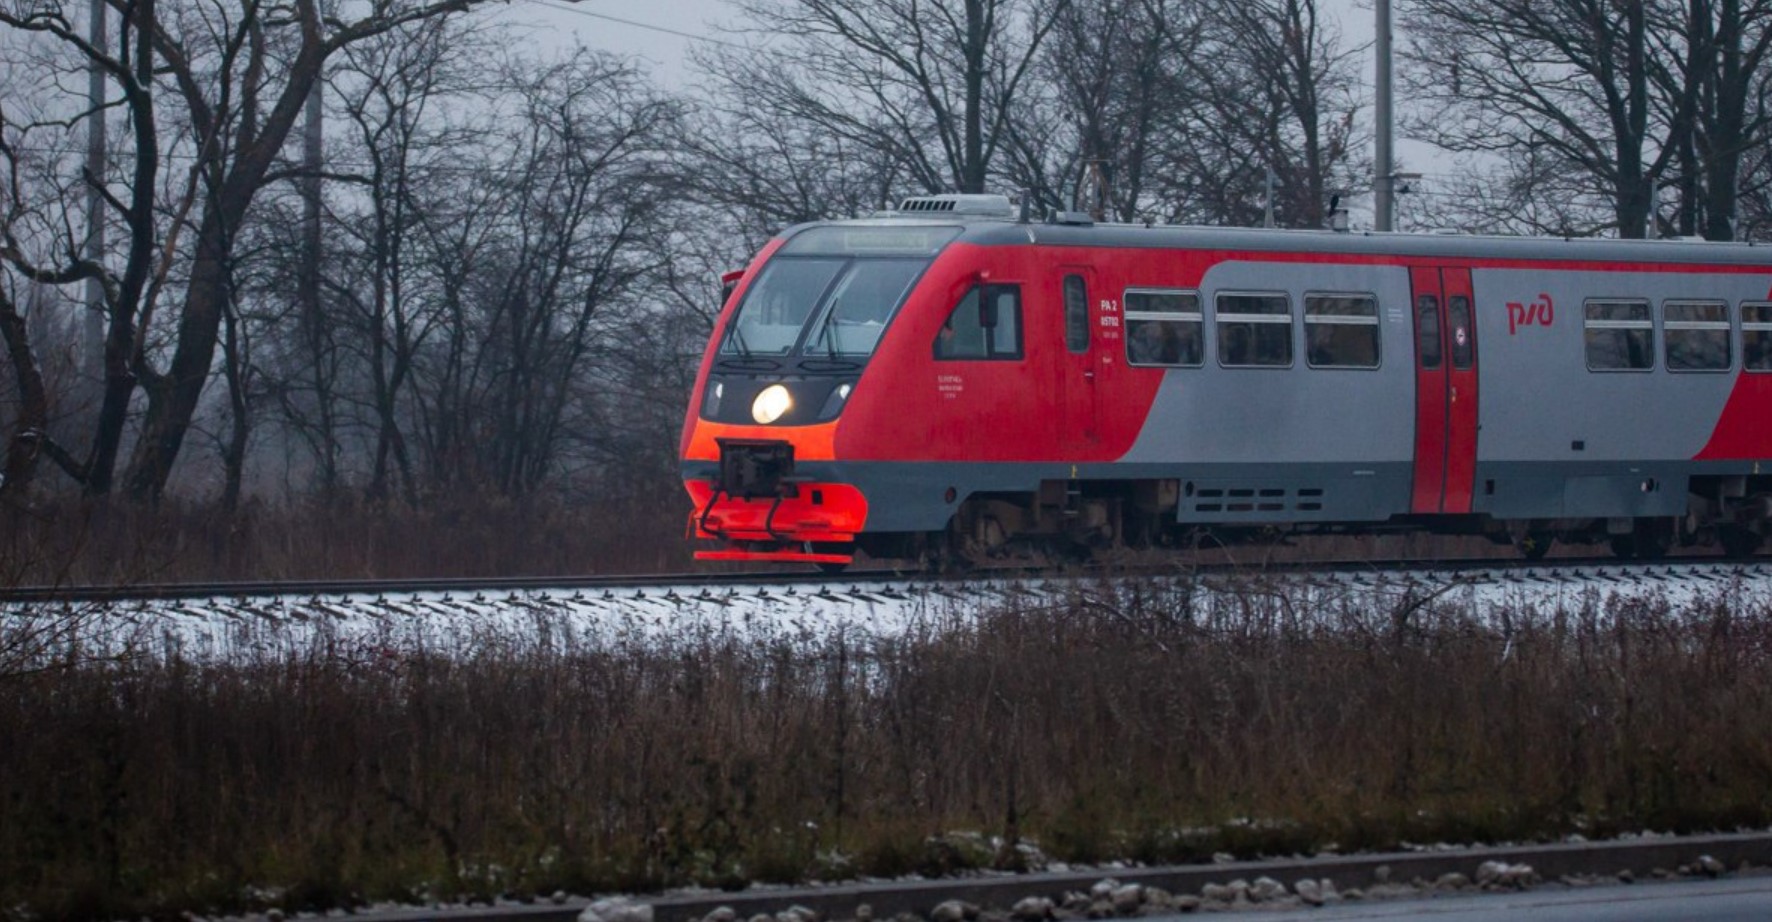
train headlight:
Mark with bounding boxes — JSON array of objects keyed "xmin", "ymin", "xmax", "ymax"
[
  {"xmin": 751, "ymin": 384, "xmax": 793, "ymax": 424},
  {"xmin": 818, "ymin": 382, "xmax": 853, "ymax": 420},
  {"xmin": 705, "ymin": 381, "xmax": 724, "ymax": 416}
]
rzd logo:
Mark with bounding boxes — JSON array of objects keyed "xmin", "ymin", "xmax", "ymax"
[{"xmin": 1507, "ymin": 294, "xmax": 1554, "ymax": 335}]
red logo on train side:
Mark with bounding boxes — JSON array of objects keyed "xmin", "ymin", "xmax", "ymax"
[{"xmin": 1507, "ymin": 294, "xmax": 1554, "ymax": 334}]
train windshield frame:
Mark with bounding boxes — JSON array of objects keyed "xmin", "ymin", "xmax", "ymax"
[{"xmin": 719, "ymin": 225, "xmax": 959, "ymax": 363}]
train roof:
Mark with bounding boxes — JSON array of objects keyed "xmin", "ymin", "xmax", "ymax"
[{"xmin": 784, "ymin": 194, "xmax": 1772, "ymax": 269}]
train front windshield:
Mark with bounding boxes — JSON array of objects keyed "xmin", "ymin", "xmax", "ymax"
[{"xmin": 721, "ymin": 225, "xmax": 960, "ymax": 360}]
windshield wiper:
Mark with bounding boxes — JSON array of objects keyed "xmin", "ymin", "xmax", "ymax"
[
  {"xmin": 724, "ymin": 319, "xmax": 754, "ymax": 358},
  {"xmin": 811, "ymin": 299, "xmax": 844, "ymax": 359}
]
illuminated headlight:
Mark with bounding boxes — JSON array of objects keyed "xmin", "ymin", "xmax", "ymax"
[
  {"xmin": 751, "ymin": 384, "xmax": 793, "ymax": 424},
  {"xmin": 818, "ymin": 382, "xmax": 853, "ymax": 420}
]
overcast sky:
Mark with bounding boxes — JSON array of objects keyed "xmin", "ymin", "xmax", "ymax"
[
  {"xmin": 493, "ymin": 0, "xmax": 1449, "ymax": 210},
  {"xmin": 498, "ymin": 0, "xmax": 736, "ymax": 88},
  {"xmin": 502, "ymin": 0, "xmax": 1385, "ymax": 93}
]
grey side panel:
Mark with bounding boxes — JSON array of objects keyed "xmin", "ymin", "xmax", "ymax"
[
  {"xmin": 1470, "ymin": 269, "xmax": 1764, "ymax": 466},
  {"xmin": 1120, "ymin": 261, "xmax": 1416, "ymax": 467},
  {"xmin": 1165, "ymin": 462, "xmax": 1411, "ymax": 524},
  {"xmin": 1474, "ymin": 462, "xmax": 1691, "ymax": 518}
]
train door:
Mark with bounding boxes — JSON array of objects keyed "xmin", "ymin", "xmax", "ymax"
[
  {"xmin": 1410, "ymin": 266, "xmax": 1480, "ymax": 514},
  {"xmin": 1058, "ymin": 269, "xmax": 1099, "ymax": 449}
]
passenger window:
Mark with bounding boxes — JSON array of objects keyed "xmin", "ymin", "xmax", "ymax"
[
  {"xmin": 1304, "ymin": 293, "xmax": 1380, "ymax": 369},
  {"xmin": 1744, "ymin": 303, "xmax": 1772, "ymax": 371},
  {"xmin": 1216, "ymin": 292, "xmax": 1292, "ymax": 367},
  {"xmin": 1584, "ymin": 300, "xmax": 1653, "ymax": 371},
  {"xmin": 1124, "ymin": 290, "xmax": 1203, "ymax": 367},
  {"xmin": 1415, "ymin": 296, "xmax": 1442, "ymax": 369},
  {"xmin": 935, "ymin": 285, "xmax": 1022, "ymax": 360},
  {"xmin": 1448, "ymin": 296, "xmax": 1474, "ymax": 369},
  {"xmin": 1064, "ymin": 275, "xmax": 1090, "ymax": 353},
  {"xmin": 1664, "ymin": 301, "xmax": 1731, "ymax": 372}
]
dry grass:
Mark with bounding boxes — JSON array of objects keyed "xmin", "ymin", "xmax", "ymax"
[
  {"xmin": 0, "ymin": 488, "xmax": 694, "ymax": 586},
  {"xmin": 3, "ymin": 576, "xmax": 1772, "ymax": 919}
]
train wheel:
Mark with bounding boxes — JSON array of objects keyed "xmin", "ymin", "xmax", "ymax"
[
  {"xmin": 1637, "ymin": 520, "xmax": 1674, "ymax": 559},
  {"xmin": 1720, "ymin": 526, "xmax": 1762, "ymax": 558},
  {"xmin": 1610, "ymin": 521, "xmax": 1673, "ymax": 560},
  {"xmin": 918, "ymin": 530, "xmax": 974, "ymax": 575}
]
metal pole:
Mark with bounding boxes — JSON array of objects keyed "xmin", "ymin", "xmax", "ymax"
[
  {"xmin": 84, "ymin": 0, "xmax": 106, "ymax": 390},
  {"xmin": 1374, "ymin": 0, "xmax": 1394, "ymax": 232},
  {"xmin": 1264, "ymin": 168, "xmax": 1275, "ymax": 228}
]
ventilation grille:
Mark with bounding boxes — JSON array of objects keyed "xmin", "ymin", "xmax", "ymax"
[
  {"xmin": 896, "ymin": 194, "xmax": 1016, "ymax": 217},
  {"xmin": 1190, "ymin": 485, "xmax": 1325, "ymax": 515},
  {"xmin": 900, "ymin": 198, "xmax": 956, "ymax": 212}
]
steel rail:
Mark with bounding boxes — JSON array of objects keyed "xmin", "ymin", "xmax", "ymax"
[{"xmin": 3, "ymin": 554, "xmax": 1769, "ymax": 605}]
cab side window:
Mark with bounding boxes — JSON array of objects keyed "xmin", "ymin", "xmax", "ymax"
[
  {"xmin": 935, "ymin": 284, "xmax": 1022, "ymax": 360},
  {"xmin": 1064, "ymin": 275, "xmax": 1090, "ymax": 353}
]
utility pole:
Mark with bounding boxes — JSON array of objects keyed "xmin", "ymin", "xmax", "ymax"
[
  {"xmin": 84, "ymin": 0, "xmax": 106, "ymax": 392},
  {"xmin": 301, "ymin": 80, "xmax": 339, "ymax": 494},
  {"xmin": 1264, "ymin": 168, "xmax": 1276, "ymax": 228},
  {"xmin": 1374, "ymin": 0, "xmax": 1394, "ymax": 232}
]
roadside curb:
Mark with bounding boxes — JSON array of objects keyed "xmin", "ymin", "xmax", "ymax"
[{"xmin": 364, "ymin": 831, "xmax": 1772, "ymax": 922}]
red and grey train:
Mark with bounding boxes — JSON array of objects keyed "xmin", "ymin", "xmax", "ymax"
[{"xmin": 680, "ymin": 193, "xmax": 1772, "ymax": 567}]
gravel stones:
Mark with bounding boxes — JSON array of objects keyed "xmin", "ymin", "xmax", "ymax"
[
  {"xmin": 580, "ymin": 897, "xmax": 655, "ymax": 922},
  {"xmin": 1249, "ymin": 877, "xmax": 1288, "ymax": 902},
  {"xmin": 1476, "ymin": 860, "xmax": 1539, "ymax": 888},
  {"xmin": 930, "ymin": 899, "xmax": 980, "ymax": 922},
  {"xmin": 1108, "ymin": 884, "xmax": 1143, "ymax": 915},
  {"xmin": 1434, "ymin": 872, "xmax": 1472, "ymax": 891}
]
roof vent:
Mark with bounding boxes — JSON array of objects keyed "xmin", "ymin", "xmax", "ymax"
[{"xmin": 896, "ymin": 194, "xmax": 1017, "ymax": 217}]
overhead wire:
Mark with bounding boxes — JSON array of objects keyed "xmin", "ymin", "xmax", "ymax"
[{"xmin": 531, "ymin": 0, "xmax": 745, "ymax": 49}]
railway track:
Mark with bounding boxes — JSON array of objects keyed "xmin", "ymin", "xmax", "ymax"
[
  {"xmin": 6, "ymin": 554, "xmax": 1772, "ymax": 605},
  {"xmin": 7, "ymin": 556, "xmax": 1771, "ymax": 662}
]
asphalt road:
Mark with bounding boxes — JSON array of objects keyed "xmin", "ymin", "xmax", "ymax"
[{"xmin": 1204, "ymin": 875, "xmax": 1772, "ymax": 921}]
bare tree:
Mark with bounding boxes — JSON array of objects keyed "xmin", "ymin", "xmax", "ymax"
[
  {"xmin": 0, "ymin": 0, "xmax": 526, "ymax": 505},
  {"xmin": 318, "ymin": 17, "xmax": 486, "ymax": 505},
  {"xmin": 1400, "ymin": 0, "xmax": 1686, "ymax": 237},
  {"xmin": 1645, "ymin": 0, "xmax": 1772, "ymax": 239},
  {"xmin": 403, "ymin": 51, "xmax": 682, "ymax": 499},
  {"xmin": 1020, "ymin": 0, "xmax": 1203, "ymax": 220},
  {"xmin": 0, "ymin": 0, "xmax": 163, "ymax": 497},
  {"xmin": 700, "ymin": 0, "xmax": 1069, "ymax": 198}
]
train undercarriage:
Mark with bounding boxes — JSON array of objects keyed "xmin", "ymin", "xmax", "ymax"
[{"xmin": 848, "ymin": 474, "xmax": 1772, "ymax": 571}]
